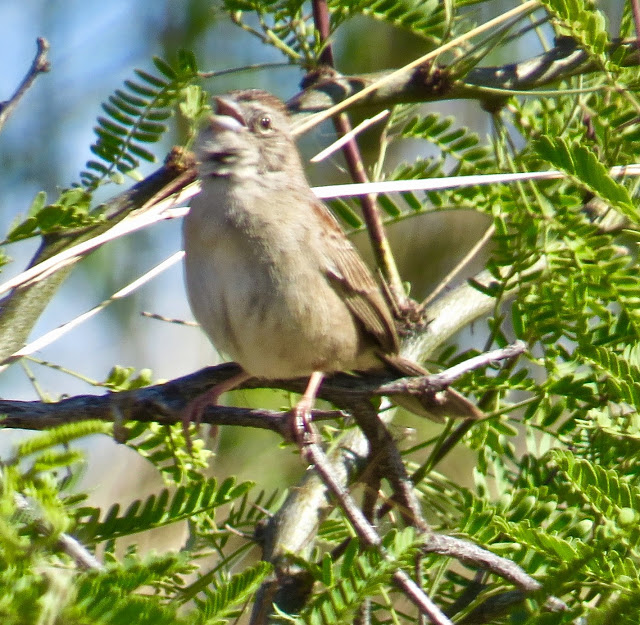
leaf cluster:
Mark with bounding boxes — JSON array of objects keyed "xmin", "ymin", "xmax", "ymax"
[{"xmin": 0, "ymin": 420, "xmax": 276, "ymax": 624}]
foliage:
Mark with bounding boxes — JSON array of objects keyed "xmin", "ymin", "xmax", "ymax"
[
  {"xmin": 80, "ymin": 50, "xmax": 200, "ymax": 189},
  {"xmin": 2, "ymin": 0, "xmax": 640, "ymax": 624}
]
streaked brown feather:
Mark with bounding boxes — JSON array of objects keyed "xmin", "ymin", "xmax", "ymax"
[
  {"xmin": 309, "ymin": 197, "xmax": 482, "ymax": 421},
  {"xmin": 310, "ymin": 197, "xmax": 399, "ymax": 356}
]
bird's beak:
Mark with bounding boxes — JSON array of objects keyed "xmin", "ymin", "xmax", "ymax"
[{"xmin": 208, "ymin": 96, "xmax": 246, "ymax": 132}]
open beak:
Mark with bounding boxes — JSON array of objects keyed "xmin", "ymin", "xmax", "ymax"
[{"xmin": 206, "ymin": 96, "xmax": 246, "ymax": 133}]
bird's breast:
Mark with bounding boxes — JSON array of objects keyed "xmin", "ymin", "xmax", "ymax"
[{"xmin": 183, "ymin": 206, "xmax": 379, "ymax": 378}]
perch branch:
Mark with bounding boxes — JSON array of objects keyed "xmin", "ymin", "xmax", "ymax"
[
  {"xmin": 0, "ymin": 342, "xmax": 524, "ymax": 433},
  {"xmin": 302, "ymin": 435, "xmax": 454, "ymax": 625}
]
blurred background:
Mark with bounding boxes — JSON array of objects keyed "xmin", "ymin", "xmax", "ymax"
[{"xmin": 0, "ymin": 1, "xmax": 622, "ymax": 550}]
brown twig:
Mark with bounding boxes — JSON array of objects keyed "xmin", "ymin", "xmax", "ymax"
[
  {"xmin": 0, "ymin": 37, "xmax": 50, "ymax": 135},
  {"xmin": 377, "ymin": 341, "xmax": 526, "ymax": 397},
  {"xmin": 288, "ymin": 38, "xmax": 639, "ymax": 124},
  {"xmin": 349, "ymin": 402, "xmax": 429, "ymax": 530},
  {"xmin": 309, "ymin": 0, "xmax": 408, "ymax": 310},
  {"xmin": 423, "ymin": 534, "xmax": 566, "ymax": 613}
]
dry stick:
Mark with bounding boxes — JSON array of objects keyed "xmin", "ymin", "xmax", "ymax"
[
  {"xmin": 0, "ymin": 192, "xmax": 192, "ymax": 299},
  {"xmin": 0, "ymin": 37, "xmax": 50, "ymax": 134},
  {"xmin": 349, "ymin": 402, "xmax": 429, "ymax": 529},
  {"xmin": 0, "ymin": 252, "xmax": 185, "ymax": 371},
  {"xmin": 377, "ymin": 341, "xmax": 527, "ymax": 397},
  {"xmin": 310, "ymin": 109, "xmax": 390, "ymax": 163},
  {"xmin": 312, "ymin": 164, "xmax": 640, "ymax": 199},
  {"xmin": 141, "ymin": 311, "xmax": 199, "ymax": 327},
  {"xmin": 351, "ymin": 397, "xmax": 567, "ymax": 615},
  {"xmin": 422, "ymin": 534, "xmax": 566, "ymax": 613},
  {"xmin": 4, "ymin": 164, "xmax": 640, "ymax": 303},
  {"xmin": 419, "ymin": 224, "xmax": 495, "ymax": 310},
  {"xmin": 0, "ymin": 354, "xmax": 562, "ymax": 610},
  {"xmin": 258, "ymin": 346, "xmax": 554, "ymax": 621}
]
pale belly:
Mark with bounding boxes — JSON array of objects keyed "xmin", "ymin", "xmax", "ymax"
[{"xmin": 183, "ymin": 232, "xmax": 380, "ymax": 379}]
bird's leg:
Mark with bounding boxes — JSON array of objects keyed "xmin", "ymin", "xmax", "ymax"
[
  {"xmin": 181, "ymin": 370, "xmax": 252, "ymax": 450},
  {"xmin": 291, "ymin": 371, "xmax": 324, "ymax": 445}
]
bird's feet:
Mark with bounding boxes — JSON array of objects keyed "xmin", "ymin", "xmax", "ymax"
[
  {"xmin": 289, "ymin": 396, "xmax": 318, "ymax": 446},
  {"xmin": 288, "ymin": 371, "xmax": 325, "ymax": 447}
]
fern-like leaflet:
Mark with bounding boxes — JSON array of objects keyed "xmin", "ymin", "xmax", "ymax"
[
  {"xmin": 80, "ymin": 51, "xmax": 198, "ymax": 189},
  {"xmin": 74, "ymin": 476, "xmax": 253, "ymax": 544}
]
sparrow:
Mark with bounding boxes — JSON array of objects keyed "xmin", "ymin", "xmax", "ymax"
[{"xmin": 182, "ymin": 89, "xmax": 481, "ymax": 439}]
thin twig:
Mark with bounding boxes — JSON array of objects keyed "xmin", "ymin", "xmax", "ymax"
[
  {"xmin": 0, "ymin": 252, "xmax": 185, "ymax": 371},
  {"xmin": 0, "ymin": 37, "xmax": 50, "ymax": 135},
  {"xmin": 0, "ymin": 192, "xmax": 192, "ymax": 299},
  {"xmin": 310, "ymin": 109, "xmax": 390, "ymax": 163},
  {"xmin": 198, "ymin": 61, "xmax": 290, "ymax": 79},
  {"xmin": 311, "ymin": 164, "xmax": 640, "ymax": 199},
  {"xmin": 5, "ymin": 163, "xmax": 639, "ymax": 303},
  {"xmin": 377, "ymin": 341, "xmax": 527, "ymax": 397},
  {"xmin": 423, "ymin": 534, "xmax": 566, "ymax": 612},
  {"xmin": 419, "ymin": 224, "xmax": 495, "ymax": 310},
  {"xmin": 141, "ymin": 311, "xmax": 199, "ymax": 326},
  {"xmin": 310, "ymin": 0, "xmax": 407, "ymax": 307},
  {"xmin": 349, "ymin": 403, "xmax": 429, "ymax": 530}
]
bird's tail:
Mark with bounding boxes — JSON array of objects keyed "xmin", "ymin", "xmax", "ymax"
[{"xmin": 381, "ymin": 354, "xmax": 483, "ymax": 422}]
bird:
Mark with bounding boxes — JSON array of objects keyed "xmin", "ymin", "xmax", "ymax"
[{"xmin": 181, "ymin": 88, "xmax": 481, "ymax": 440}]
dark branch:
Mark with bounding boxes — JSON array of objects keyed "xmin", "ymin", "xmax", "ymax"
[
  {"xmin": 424, "ymin": 534, "xmax": 566, "ymax": 613},
  {"xmin": 308, "ymin": 0, "xmax": 409, "ymax": 311},
  {"xmin": 301, "ymin": 435, "xmax": 454, "ymax": 625},
  {"xmin": 0, "ymin": 341, "xmax": 524, "ymax": 433}
]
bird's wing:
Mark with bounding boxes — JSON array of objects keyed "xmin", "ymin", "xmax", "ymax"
[{"xmin": 311, "ymin": 197, "xmax": 399, "ymax": 355}]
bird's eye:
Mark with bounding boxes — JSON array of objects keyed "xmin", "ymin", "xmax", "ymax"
[{"xmin": 258, "ymin": 115, "xmax": 272, "ymax": 132}]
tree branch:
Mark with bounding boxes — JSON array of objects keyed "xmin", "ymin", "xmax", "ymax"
[
  {"xmin": 288, "ymin": 39, "xmax": 639, "ymax": 121},
  {"xmin": 0, "ymin": 37, "xmax": 50, "ymax": 135},
  {"xmin": 0, "ymin": 341, "xmax": 524, "ymax": 433}
]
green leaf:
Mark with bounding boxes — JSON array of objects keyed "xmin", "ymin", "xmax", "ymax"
[
  {"xmin": 14, "ymin": 421, "xmax": 112, "ymax": 458},
  {"xmin": 152, "ymin": 56, "xmax": 178, "ymax": 80},
  {"xmin": 533, "ymin": 137, "xmax": 639, "ymax": 223},
  {"xmin": 192, "ymin": 562, "xmax": 272, "ymax": 622}
]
